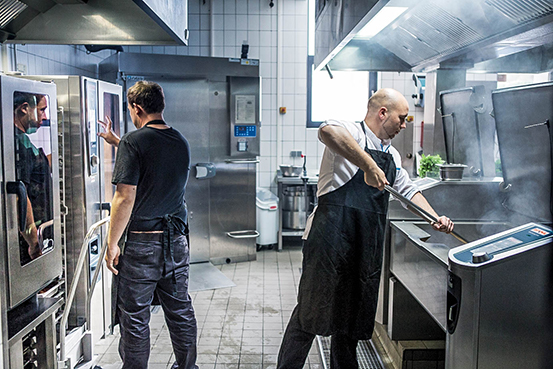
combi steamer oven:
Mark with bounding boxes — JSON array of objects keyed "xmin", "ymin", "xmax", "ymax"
[
  {"xmin": 0, "ymin": 76, "xmax": 63, "ymax": 368},
  {"xmin": 19, "ymin": 75, "xmax": 123, "ymax": 368}
]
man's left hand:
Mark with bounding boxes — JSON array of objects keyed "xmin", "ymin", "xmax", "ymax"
[
  {"xmin": 432, "ymin": 215, "xmax": 454, "ymax": 233},
  {"xmin": 106, "ymin": 244, "xmax": 121, "ymax": 275}
]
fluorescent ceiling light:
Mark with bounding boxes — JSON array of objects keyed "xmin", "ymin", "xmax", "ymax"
[
  {"xmin": 84, "ymin": 15, "xmax": 134, "ymax": 40},
  {"xmin": 356, "ymin": 7, "xmax": 408, "ymax": 39}
]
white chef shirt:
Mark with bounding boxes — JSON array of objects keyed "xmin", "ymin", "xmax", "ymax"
[{"xmin": 303, "ymin": 119, "xmax": 419, "ymax": 239}]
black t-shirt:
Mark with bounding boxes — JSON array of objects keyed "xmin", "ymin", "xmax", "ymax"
[{"xmin": 112, "ymin": 120, "xmax": 190, "ymax": 231}]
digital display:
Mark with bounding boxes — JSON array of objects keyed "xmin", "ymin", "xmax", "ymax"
[
  {"xmin": 235, "ymin": 125, "xmax": 256, "ymax": 137},
  {"xmin": 453, "ymin": 224, "xmax": 553, "ymax": 264}
]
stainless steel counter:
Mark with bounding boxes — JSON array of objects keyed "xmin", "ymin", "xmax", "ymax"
[{"xmin": 389, "ymin": 221, "xmax": 512, "ymax": 331}]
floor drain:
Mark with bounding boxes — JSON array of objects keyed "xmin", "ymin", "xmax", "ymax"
[{"xmin": 316, "ymin": 336, "xmax": 385, "ymax": 369}]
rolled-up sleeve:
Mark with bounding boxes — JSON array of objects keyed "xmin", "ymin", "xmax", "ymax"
[
  {"xmin": 318, "ymin": 119, "xmax": 363, "ymax": 144},
  {"xmin": 393, "ymin": 167, "xmax": 419, "ymax": 200}
]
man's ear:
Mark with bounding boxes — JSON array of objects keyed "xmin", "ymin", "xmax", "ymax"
[
  {"xmin": 134, "ymin": 103, "xmax": 145, "ymax": 116},
  {"xmin": 379, "ymin": 107, "xmax": 387, "ymax": 120},
  {"xmin": 17, "ymin": 102, "xmax": 30, "ymax": 117}
]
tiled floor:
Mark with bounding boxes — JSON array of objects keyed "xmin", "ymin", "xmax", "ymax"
[{"xmin": 94, "ymin": 245, "xmax": 322, "ymax": 369}]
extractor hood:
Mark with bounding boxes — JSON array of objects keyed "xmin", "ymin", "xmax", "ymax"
[
  {"xmin": 0, "ymin": 0, "xmax": 188, "ymax": 45},
  {"xmin": 316, "ymin": 0, "xmax": 553, "ymax": 72}
]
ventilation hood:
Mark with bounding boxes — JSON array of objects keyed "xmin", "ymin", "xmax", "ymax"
[
  {"xmin": 0, "ymin": 0, "xmax": 188, "ymax": 45},
  {"xmin": 316, "ymin": 0, "xmax": 553, "ymax": 72}
]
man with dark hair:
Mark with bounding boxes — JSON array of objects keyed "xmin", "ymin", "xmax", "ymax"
[
  {"xmin": 13, "ymin": 92, "xmax": 52, "ymax": 263},
  {"xmin": 277, "ymin": 88, "xmax": 454, "ymax": 368},
  {"xmin": 105, "ymin": 81, "xmax": 198, "ymax": 369}
]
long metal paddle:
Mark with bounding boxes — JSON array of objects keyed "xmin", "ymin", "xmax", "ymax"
[{"xmin": 384, "ymin": 185, "xmax": 468, "ymax": 244}]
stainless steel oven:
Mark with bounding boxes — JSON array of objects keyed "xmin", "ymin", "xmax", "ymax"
[
  {"xmin": 0, "ymin": 75, "xmax": 62, "ymax": 309},
  {"xmin": 41, "ymin": 75, "xmax": 122, "ymax": 344},
  {"xmin": 22, "ymin": 75, "xmax": 123, "ymax": 366},
  {"xmin": 0, "ymin": 75, "xmax": 63, "ymax": 369}
]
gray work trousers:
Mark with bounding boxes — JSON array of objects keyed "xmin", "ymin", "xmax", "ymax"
[{"xmin": 116, "ymin": 233, "xmax": 198, "ymax": 369}]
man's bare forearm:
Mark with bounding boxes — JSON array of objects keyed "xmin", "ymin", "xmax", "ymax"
[
  {"xmin": 410, "ymin": 192, "xmax": 454, "ymax": 233},
  {"xmin": 108, "ymin": 184, "xmax": 136, "ymax": 246},
  {"xmin": 410, "ymin": 192, "xmax": 439, "ymax": 218}
]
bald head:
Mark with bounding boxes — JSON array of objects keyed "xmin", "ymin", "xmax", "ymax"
[
  {"xmin": 364, "ymin": 88, "xmax": 409, "ymax": 140},
  {"xmin": 367, "ymin": 88, "xmax": 407, "ymax": 115}
]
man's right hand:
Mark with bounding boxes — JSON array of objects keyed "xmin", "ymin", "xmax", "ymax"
[
  {"xmin": 98, "ymin": 116, "xmax": 121, "ymax": 147},
  {"xmin": 106, "ymin": 243, "xmax": 121, "ymax": 275},
  {"xmin": 364, "ymin": 163, "xmax": 389, "ymax": 191}
]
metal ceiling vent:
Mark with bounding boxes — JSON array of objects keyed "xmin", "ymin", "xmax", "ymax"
[
  {"xmin": 376, "ymin": 1, "xmax": 484, "ymax": 65},
  {"xmin": 486, "ymin": 0, "xmax": 553, "ymax": 24},
  {"xmin": 0, "ymin": 0, "xmax": 27, "ymax": 29},
  {"xmin": 411, "ymin": 2, "xmax": 482, "ymax": 52}
]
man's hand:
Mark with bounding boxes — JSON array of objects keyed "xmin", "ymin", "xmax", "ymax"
[
  {"xmin": 98, "ymin": 116, "xmax": 120, "ymax": 147},
  {"xmin": 363, "ymin": 162, "xmax": 389, "ymax": 191},
  {"xmin": 432, "ymin": 215, "xmax": 454, "ymax": 233},
  {"xmin": 106, "ymin": 243, "xmax": 121, "ymax": 275},
  {"xmin": 28, "ymin": 243, "xmax": 42, "ymax": 260}
]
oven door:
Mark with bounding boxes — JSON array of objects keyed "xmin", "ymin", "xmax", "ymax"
[{"xmin": 1, "ymin": 75, "xmax": 62, "ymax": 309}]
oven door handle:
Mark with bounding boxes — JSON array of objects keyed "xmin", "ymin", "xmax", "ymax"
[
  {"xmin": 226, "ymin": 230, "xmax": 260, "ymax": 239},
  {"xmin": 37, "ymin": 219, "xmax": 54, "ymax": 251},
  {"xmin": 6, "ymin": 181, "xmax": 28, "ymax": 233}
]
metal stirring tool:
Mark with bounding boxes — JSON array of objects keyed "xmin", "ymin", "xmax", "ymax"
[{"xmin": 384, "ymin": 185, "xmax": 469, "ymax": 244}]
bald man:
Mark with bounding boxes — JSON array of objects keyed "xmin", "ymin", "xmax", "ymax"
[{"xmin": 277, "ymin": 88, "xmax": 453, "ymax": 369}]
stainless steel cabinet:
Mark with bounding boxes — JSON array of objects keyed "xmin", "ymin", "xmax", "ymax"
[{"xmin": 99, "ymin": 53, "xmax": 261, "ymax": 265}]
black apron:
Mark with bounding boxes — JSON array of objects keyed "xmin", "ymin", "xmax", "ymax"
[
  {"xmin": 111, "ymin": 204, "xmax": 189, "ymax": 331},
  {"xmin": 296, "ymin": 122, "xmax": 396, "ymax": 339}
]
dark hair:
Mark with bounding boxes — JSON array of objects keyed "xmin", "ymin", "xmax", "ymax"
[
  {"xmin": 13, "ymin": 92, "xmax": 39, "ymax": 111},
  {"xmin": 127, "ymin": 81, "xmax": 165, "ymax": 114}
]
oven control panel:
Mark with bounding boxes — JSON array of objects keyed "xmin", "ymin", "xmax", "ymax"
[
  {"xmin": 229, "ymin": 77, "xmax": 260, "ymax": 157},
  {"xmin": 451, "ymin": 223, "xmax": 552, "ymax": 264}
]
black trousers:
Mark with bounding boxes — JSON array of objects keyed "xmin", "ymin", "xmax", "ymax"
[
  {"xmin": 116, "ymin": 233, "xmax": 198, "ymax": 369},
  {"xmin": 277, "ymin": 306, "xmax": 359, "ymax": 369}
]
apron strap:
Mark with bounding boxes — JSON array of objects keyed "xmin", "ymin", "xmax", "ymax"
[
  {"xmin": 162, "ymin": 214, "xmax": 177, "ymax": 288},
  {"xmin": 359, "ymin": 121, "xmax": 369, "ymax": 151}
]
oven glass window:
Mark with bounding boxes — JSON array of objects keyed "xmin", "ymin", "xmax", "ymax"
[
  {"xmin": 13, "ymin": 91, "xmax": 55, "ymax": 265},
  {"xmin": 103, "ymin": 92, "xmax": 120, "ymax": 202}
]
